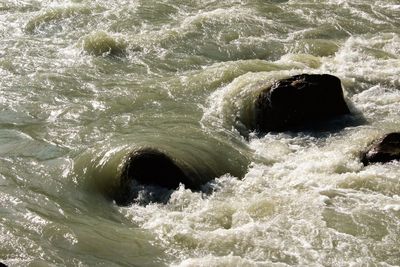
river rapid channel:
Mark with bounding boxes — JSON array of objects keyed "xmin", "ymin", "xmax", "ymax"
[{"xmin": 1, "ymin": 0, "xmax": 400, "ymax": 266}]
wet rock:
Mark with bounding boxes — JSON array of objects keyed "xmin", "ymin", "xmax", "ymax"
[
  {"xmin": 254, "ymin": 74, "xmax": 350, "ymax": 133},
  {"xmin": 80, "ymin": 139, "xmax": 250, "ymax": 206},
  {"xmin": 113, "ymin": 148, "xmax": 201, "ymax": 206},
  {"xmin": 361, "ymin": 132, "xmax": 400, "ymax": 166}
]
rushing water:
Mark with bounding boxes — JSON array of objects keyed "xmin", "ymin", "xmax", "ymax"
[{"xmin": 1, "ymin": 0, "xmax": 400, "ymax": 266}]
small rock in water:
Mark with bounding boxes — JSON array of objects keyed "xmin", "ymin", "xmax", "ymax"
[
  {"xmin": 113, "ymin": 148, "xmax": 195, "ymax": 206},
  {"xmin": 82, "ymin": 31, "xmax": 126, "ymax": 57},
  {"xmin": 103, "ymin": 145, "xmax": 249, "ymax": 206},
  {"xmin": 361, "ymin": 132, "xmax": 400, "ymax": 165},
  {"xmin": 254, "ymin": 74, "xmax": 350, "ymax": 133}
]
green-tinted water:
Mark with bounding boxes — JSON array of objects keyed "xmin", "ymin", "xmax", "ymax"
[{"xmin": 1, "ymin": 0, "xmax": 400, "ymax": 266}]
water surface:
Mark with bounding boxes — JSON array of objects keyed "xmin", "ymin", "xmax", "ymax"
[{"xmin": 1, "ymin": 0, "xmax": 400, "ymax": 266}]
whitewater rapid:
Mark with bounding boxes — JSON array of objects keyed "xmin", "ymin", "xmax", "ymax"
[{"xmin": 1, "ymin": 0, "xmax": 400, "ymax": 266}]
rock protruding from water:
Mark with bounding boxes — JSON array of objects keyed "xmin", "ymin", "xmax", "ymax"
[
  {"xmin": 254, "ymin": 74, "xmax": 350, "ymax": 133},
  {"xmin": 113, "ymin": 148, "xmax": 196, "ymax": 206},
  {"xmin": 361, "ymin": 132, "xmax": 400, "ymax": 166},
  {"xmin": 82, "ymin": 31, "xmax": 126, "ymax": 57}
]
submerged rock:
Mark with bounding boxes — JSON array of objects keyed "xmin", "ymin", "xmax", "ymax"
[
  {"xmin": 82, "ymin": 31, "xmax": 126, "ymax": 57},
  {"xmin": 254, "ymin": 74, "xmax": 350, "ymax": 133},
  {"xmin": 361, "ymin": 132, "xmax": 400, "ymax": 166},
  {"xmin": 77, "ymin": 138, "xmax": 250, "ymax": 206},
  {"xmin": 114, "ymin": 148, "xmax": 191, "ymax": 205},
  {"xmin": 112, "ymin": 148, "xmax": 229, "ymax": 206}
]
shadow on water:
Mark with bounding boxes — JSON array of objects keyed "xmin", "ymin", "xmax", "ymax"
[{"xmin": 251, "ymin": 111, "xmax": 367, "ymax": 140}]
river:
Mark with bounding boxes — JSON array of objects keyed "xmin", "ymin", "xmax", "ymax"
[{"xmin": 1, "ymin": 0, "xmax": 400, "ymax": 266}]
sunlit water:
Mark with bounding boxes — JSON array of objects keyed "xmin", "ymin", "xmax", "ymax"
[{"xmin": 1, "ymin": 0, "xmax": 400, "ymax": 266}]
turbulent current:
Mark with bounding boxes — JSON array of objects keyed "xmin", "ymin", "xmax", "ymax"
[{"xmin": 1, "ymin": 0, "xmax": 400, "ymax": 266}]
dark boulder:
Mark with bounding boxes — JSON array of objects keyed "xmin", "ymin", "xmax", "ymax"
[
  {"xmin": 254, "ymin": 74, "xmax": 350, "ymax": 133},
  {"xmin": 113, "ymin": 148, "xmax": 194, "ymax": 205},
  {"xmin": 361, "ymin": 132, "xmax": 400, "ymax": 166},
  {"xmin": 112, "ymin": 147, "xmax": 246, "ymax": 206}
]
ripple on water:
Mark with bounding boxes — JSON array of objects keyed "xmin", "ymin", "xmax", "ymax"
[
  {"xmin": 0, "ymin": 129, "xmax": 66, "ymax": 160},
  {"xmin": 25, "ymin": 5, "xmax": 92, "ymax": 34}
]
